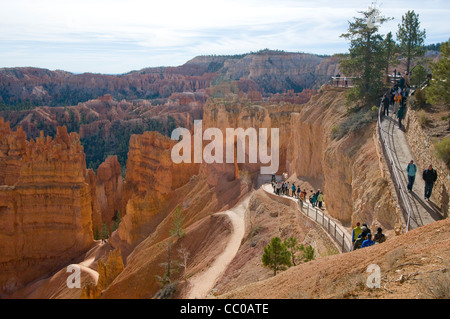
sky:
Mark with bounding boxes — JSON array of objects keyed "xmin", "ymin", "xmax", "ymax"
[{"xmin": 1, "ymin": 0, "xmax": 449, "ymax": 74}]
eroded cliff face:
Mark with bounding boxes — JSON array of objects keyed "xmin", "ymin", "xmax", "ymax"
[
  {"xmin": 285, "ymin": 89, "xmax": 401, "ymax": 230},
  {"xmin": 1, "ymin": 86, "xmax": 405, "ymax": 299},
  {"xmin": 115, "ymin": 131, "xmax": 201, "ymax": 252},
  {"xmin": 0, "ymin": 120, "xmax": 94, "ymax": 296},
  {"xmin": 96, "ymin": 155, "xmax": 123, "ymax": 231},
  {"xmin": 201, "ymin": 98, "xmax": 303, "ymax": 177},
  {"xmin": 202, "ymin": 89, "xmax": 401, "ymax": 231}
]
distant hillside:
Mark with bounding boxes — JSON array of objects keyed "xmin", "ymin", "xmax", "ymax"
[{"xmin": 0, "ymin": 50, "xmax": 339, "ymax": 109}]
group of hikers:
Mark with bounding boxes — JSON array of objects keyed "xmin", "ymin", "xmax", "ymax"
[
  {"xmin": 271, "ymin": 177, "xmax": 325, "ymax": 209},
  {"xmin": 352, "ymin": 222, "xmax": 386, "ymax": 250},
  {"xmin": 381, "ymin": 70, "xmax": 439, "ymax": 201},
  {"xmin": 270, "ymin": 176, "xmax": 386, "ymax": 251},
  {"xmin": 381, "ymin": 70, "xmax": 410, "ymax": 129}
]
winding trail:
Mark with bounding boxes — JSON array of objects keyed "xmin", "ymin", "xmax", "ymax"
[
  {"xmin": 380, "ymin": 105, "xmax": 442, "ymax": 229},
  {"xmin": 261, "ymin": 183, "xmax": 353, "ymax": 252},
  {"xmin": 186, "ymin": 193, "xmax": 252, "ymax": 299}
]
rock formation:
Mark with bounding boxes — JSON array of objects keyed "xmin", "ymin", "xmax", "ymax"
[
  {"xmin": 0, "ymin": 119, "xmax": 94, "ymax": 296},
  {"xmin": 0, "ymin": 51, "xmax": 339, "ymax": 108},
  {"xmin": 117, "ymin": 131, "xmax": 200, "ymax": 251},
  {"xmin": 80, "ymin": 248, "xmax": 124, "ymax": 299},
  {"xmin": 285, "ymin": 89, "xmax": 401, "ymax": 229},
  {"xmin": 96, "ymin": 155, "xmax": 123, "ymax": 231},
  {"xmin": 201, "ymin": 89, "xmax": 401, "ymax": 230}
]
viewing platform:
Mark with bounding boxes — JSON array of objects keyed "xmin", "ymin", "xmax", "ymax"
[{"xmin": 328, "ymin": 76, "xmax": 357, "ymax": 88}]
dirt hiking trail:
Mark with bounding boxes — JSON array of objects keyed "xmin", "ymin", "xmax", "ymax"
[{"xmin": 186, "ymin": 193, "xmax": 252, "ymax": 299}]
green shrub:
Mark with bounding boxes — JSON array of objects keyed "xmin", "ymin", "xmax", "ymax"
[
  {"xmin": 415, "ymin": 88, "xmax": 427, "ymax": 108},
  {"xmin": 262, "ymin": 237, "xmax": 292, "ymax": 276},
  {"xmin": 417, "ymin": 110, "xmax": 432, "ymax": 127},
  {"xmin": 332, "ymin": 107, "xmax": 377, "ymax": 140},
  {"xmin": 435, "ymin": 137, "xmax": 450, "ymax": 168}
]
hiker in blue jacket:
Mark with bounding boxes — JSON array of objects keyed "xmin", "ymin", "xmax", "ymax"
[
  {"xmin": 406, "ymin": 160, "xmax": 417, "ymax": 192},
  {"xmin": 361, "ymin": 233, "xmax": 375, "ymax": 248}
]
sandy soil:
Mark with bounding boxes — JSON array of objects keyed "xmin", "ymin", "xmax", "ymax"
[
  {"xmin": 185, "ymin": 193, "xmax": 252, "ymax": 298},
  {"xmin": 217, "ymin": 216, "xmax": 450, "ymax": 299}
]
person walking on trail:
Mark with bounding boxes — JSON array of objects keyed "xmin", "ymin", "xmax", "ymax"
[
  {"xmin": 361, "ymin": 233, "xmax": 375, "ymax": 248},
  {"xmin": 423, "ymin": 164, "xmax": 438, "ymax": 201},
  {"xmin": 382, "ymin": 94, "xmax": 390, "ymax": 117},
  {"xmin": 317, "ymin": 192, "xmax": 324, "ymax": 209},
  {"xmin": 353, "ymin": 226, "xmax": 367, "ymax": 250},
  {"xmin": 311, "ymin": 191, "xmax": 319, "ymax": 208},
  {"xmin": 352, "ymin": 222, "xmax": 362, "ymax": 245},
  {"xmin": 390, "ymin": 86, "xmax": 396, "ymax": 105},
  {"xmin": 309, "ymin": 190, "xmax": 316, "ymax": 206},
  {"xmin": 291, "ymin": 184, "xmax": 296, "ymax": 197},
  {"xmin": 374, "ymin": 227, "xmax": 386, "ymax": 244},
  {"xmin": 406, "ymin": 160, "xmax": 417, "ymax": 192},
  {"xmin": 362, "ymin": 223, "xmax": 371, "ymax": 238},
  {"xmin": 394, "ymin": 91, "xmax": 402, "ymax": 116},
  {"xmin": 296, "ymin": 186, "xmax": 301, "ymax": 199},
  {"xmin": 397, "ymin": 103, "xmax": 406, "ymax": 129}
]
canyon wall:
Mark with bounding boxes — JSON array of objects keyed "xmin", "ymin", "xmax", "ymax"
[
  {"xmin": 202, "ymin": 89, "xmax": 401, "ymax": 231},
  {"xmin": 285, "ymin": 89, "xmax": 401, "ymax": 230},
  {"xmin": 0, "ymin": 51, "xmax": 338, "ymax": 108},
  {"xmin": 115, "ymin": 131, "xmax": 201, "ymax": 252},
  {"xmin": 96, "ymin": 155, "xmax": 123, "ymax": 231},
  {"xmin": 0, "ymin": 120, "xmax": 94, "ymax": 296}
]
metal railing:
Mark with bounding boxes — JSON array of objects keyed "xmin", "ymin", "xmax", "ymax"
[
  {"xmin": 329, "ymin": 76, "xmax": 358, "ymax": 88},
  {"xmin": 376, "ymin": 99, "xmax": 413, "ymax": 231},
  {"xmin": 297, "ymin": 200, "xmax": 353, "ymax": 253},
  {"xmin": 263, "ymin": 185, "xmax": 353, "ymax": 253}
]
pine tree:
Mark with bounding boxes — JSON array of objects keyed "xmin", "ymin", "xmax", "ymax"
[
  {"xmin": 396, "ymin": 10, "xmax": 426, "ymax": 74},
  {"xmin": 340, "ymin": 6, "xmax": 392, "ymax": 106},
  {"xmin": 101, "ymin": 222, "xmax": 109, "ymax": 242},
  {"xmin": 262, "ymin": 237, "xmax": 292, "ymax": 276},
  {"xmin": 112, "ymin": 210, "xmax": 121, "ymax": 232},
  {"xmin": 283, "ymin": 237, "xmax": 301, "ymax": 266},
  {"xmin": 299, "ymin": 244, "xmax": 315, "ymax": 262},
  {"xmin": 169, "ymin": 205, "xmax": 185, "ymax": 239},
  {"xmin": 383, "ymin": 32, "xmax": 398, "ymax": 76},
  {"xmin": 425, "ymin": 40, "xmax": 450, "ymax": 106},
  {"xmin": 155, "ymin": 239, "xmax": 179, "ymax": 286},
  {"xmin": 410, "ymin": 64, "xmax": 428, "ymax": 87}
]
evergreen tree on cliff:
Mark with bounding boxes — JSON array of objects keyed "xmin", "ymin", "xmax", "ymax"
[
  {"xmin": 262, "ymin": 237, "xmax": 292, "ymax": 276},
  {"xmin": 396, "ymin": 10, "xmax": 426, "ymax": 74},
  {"xmin": 425, "ymin": 39, "xmax": 450, "ymax": 106},
  {"xmin": 340, "ymin": 6, "xmax": 392, "ymax": 106},
  {"xmin": 383, "ymin": 32, "xmax": 398, "ymax": 76}
]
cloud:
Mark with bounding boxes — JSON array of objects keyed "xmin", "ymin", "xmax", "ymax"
[{"xmin": 1, "ymin": 0, "xmax": 449, "ymax": 73}]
